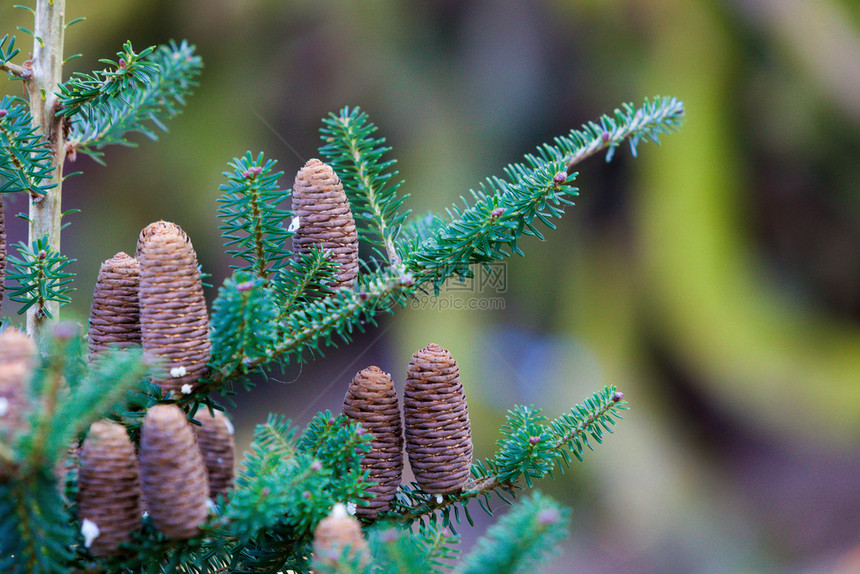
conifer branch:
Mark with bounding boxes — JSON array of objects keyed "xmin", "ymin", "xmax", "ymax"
[
  {"xmin": 0, "ymin": 34, "xmax": 24, "ymax": 78},
  {"xmin": 0, "ymin": 97, "xmax": 57, "ymax": 196},
  {"xmin": 0, "ymin": 475, "xmax": 74, "ymax": 574},
  {"xmin": 388, "ymin": 387, "xmax": 626, "ymax": 526},
  {"xmin": 217, "ymin": 152, "xmax": 292, "ymax": 281},
  {"xmin": 56, "ymin": 41, "xmax": 157, "ymax": 118},
  {"xmin": 64, "ymin": 40, "xmax": 202, "ymax": 162},
  {"xmin": 203, "ymin": 264, "xmax": 416, "ymax": 395},
  {"xmin": 272, "ymin": 247, "xmax": 338, "ymax": 317},
  {"xmin": 210, "ymin": 272, "xmax": 279, "ymax": 376},
  {"xmin": 6, "ymin": 235, "xmax": 75, "ymax": 320},
  {"xmin": 454, "ymin": 492, "xmax": 570, "ymax": 574},
  {"xmin": 319, "ymin": 106, "xmax": 409, "ymax": 265},
  {"xmin": 403, "ymin": 97, "xmax": 684, "ymax": 291}
]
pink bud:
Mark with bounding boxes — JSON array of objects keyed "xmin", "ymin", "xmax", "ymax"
[
  {"xmin": 612, "ymin": 391, "xmax": 624, "ymax": 402},
  {"xmin": 553, "ymin": 171, "xmax": 568, "ymax": 184},
  {"xmin": 236, "ymin": 280, "xmax": 255, "ymax": 292},
  {"xmin": 537, "ymin": 507, "xmax": 561, "ymax": 526},
  {"xmin": 491, "ymin": 207, "xmax": 505, "ymax": 218}
]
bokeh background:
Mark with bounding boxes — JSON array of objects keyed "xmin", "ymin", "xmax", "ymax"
[{"xmin": 2, "ymin": 1, "xmax": 860, "ymax": 572}]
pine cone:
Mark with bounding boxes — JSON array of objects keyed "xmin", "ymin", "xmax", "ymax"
[
  {"xmin": 342, "ymin": 366, "xmax": 403, "ymax": 518},
  {"xmin": 193, "ymin": 408, "xmax": 235, "ymax": 501},
  {"xmin": 0, "ymin": 327, "xmax": 37, "ymax": 367},
  {"xmin": 0, "ymin": 195, "xmax": 5, "ymax": 314},
  {"xmin": 87, "ymin": 252, "xmax": 141, "ymax": 360},
  {"xmin": 77, "ymin": 420, "xmax": 142, "ymax": 556},
  {"xmin": 313, "ymin": 503, "xmax": 370, "ymax": 568},
  {"xmin": 403, "ymin": 343, "xmax": 473, "ymax": 494},
  {"xmin": 138, "ymin": 404, "xmax": 209, "ymax": 539},
  {"xmin": 291, "ymin": 158, "xmax": 359, "ymax": 289},
  {"xmin": 0, "ymin": 329, "xmax": 37, "ymax": 465},
  {"xmin": 137, "ymin": 221, "xmax": 211, "ymax": 395}
]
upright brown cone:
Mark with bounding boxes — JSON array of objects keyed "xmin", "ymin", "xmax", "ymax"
[
  {"xmin": 193, "ymin": 408, "xmax": 235, "ymax": 501},
  {"xmin": 137, "ymin": 221, "xmax": 211, "ymax": 395},
  {"xmin": 0, "ymin": 327, "xmax": 37, "ymax": 368},
  {"xmin": 87, "ymin": 252, "xmax": 141, "ymax": 360},
  {"xmin": 139, "ymin": 404, "xmax": 209, "ymax": 539},
  {"xmin": 0, "ymin": 328, "xmax": 37, "ymax": 469},
  {"xmin": 342, "ymin": 366, "xmax": 403, "ymax": 518},
  {"xmin": 0, "ymin": 195, "xmax": 6, "ymax": 314},
  {"xmin": 77, "ymin": 420, "xmax": 142, "ymax": 556},
  {"xmin": 313, "ymin": 503, "xmax": 370, "ymax": 568},
  {"xmin": 291, "ymin": 158, "xmax": 359, "ymax": 288},
  {"xmin": 403, "ymin": 343, "xmax": 473, "ymax": 494}
]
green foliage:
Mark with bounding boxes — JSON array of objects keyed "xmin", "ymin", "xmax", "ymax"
[
  {"xmin": 224, "ymin": 413, "xmax": 371, "ymax": 572},
  {"xmin": 1, "ymin": 11, "xmax": 684, "ymax": 567},
  {"xmin": 0, "ymin": 472, "xmax": 75, "ymax": 574},
  {"xmin": 404, "ymin": 96, "xmax": 684, "ymax": 291},
  {"xmin": 65, "ymin": 40, "xmax": 203, "ymax": 162},
  {"xmin": 210, "ymin": 271, "xmax": 279, "ymax": 376},
  {"xmin": 454, "ymin": 492, "xmax": 570, "ymax": 574},
  {"xmin": 217, "ymin": 152, "xmax": 293, "ymax": 280},
  {"xmin": 389, "ymin": 387, "xmax": 626, "ymax": 532},
  {"xmin": 6, "ymin": 235, "xmax": 74, "ymax": 319},
  {"xmin": 0, "ymin": 34, "xmax": 19, "ymax": 68},
  {"xmin": 16, "ymin": 327, "xmax": 150, "ymax": 473},
  {"xmin": 319, "ymin": 106, "xmax": 409, "ymax": 262},
  {"xmin": 275, "ymin": 265, "xmax": 414, "ymax": 363},
  {"xmin": 271, "ymin": 246, "xmax": 338, "ymax": 317},
  {"xmin": 0, "ymin": 96, "xmax": 57, "ymax": 195},
  {"xmin": 56, "ymin": 41, "xmax": 158, "ymax": 118},
  {"xmin": 478, "ymin": 386, "xmax": 627, "ymax": 485},
  {"xmin": 368, "ymin": 523, "xmax": 460, "ymax": 574},
  {"xmin": 0, "ymin": 328, "xmax": 150, "ymax": 574}
]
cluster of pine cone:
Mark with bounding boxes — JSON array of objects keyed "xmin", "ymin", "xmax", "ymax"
[
  {"xmin": 342, "ymin": 343, "xmax": 474, "ymax": 519},
  {"xmin": 83, "ymin": 220, "xmax": 232, "ymax": 555},
  {"xmin": 0, "ymin": 325, "xmax": 235, "ymax": 556},
  {"xmin": 88, "ymin": 220, "xmax": 211, "ymax": 396},
  {"xmin": 77, "ymin": 404, "xmax": 234, "ymax": 555}
]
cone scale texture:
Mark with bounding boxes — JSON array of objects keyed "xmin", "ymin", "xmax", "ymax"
[
  {"xmin": 291, "ymin": 158, "xmax": 359, "ymax": 289},
  {"xmin": 77, "ymin": 420, "xmax": 142, "ymax": 556},
  {"xmin": 342, "ymin": 366, "xmax": 403, "ymax": 518},
  {"xmin": 139, "ymin": 404, "xmax": 209, "ymax": 539},
  {"xmin": 403, "ymin": 343, "xmax": 473, "ymax": 494},
  {"xmin": 87, "ymin": 252, "xmax": 141, "ymax": 360},
  {"xmin": 193, "ymin": 408, "xmax": 235, "ymax": 501},
  {"xmin": 137, "ymin": 221, "xmax": 211, "ymax": 395}
]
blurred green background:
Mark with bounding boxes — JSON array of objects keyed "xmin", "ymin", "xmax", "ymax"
[{"xmin": 2, "ymin": 0, "xmax": 859, "ymax": 572}]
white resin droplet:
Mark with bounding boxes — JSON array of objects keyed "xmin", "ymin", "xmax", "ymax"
[
  {"xmin": 331, "ymin": 502, "xmax": 348, "ymax": 519},
  {"xmin": 81, "ymin": 518, "xmax": 100, "ymax": 548},
  {"xmin": 170, "ymin": 366, "xmax": 187, "ymax": 378}
]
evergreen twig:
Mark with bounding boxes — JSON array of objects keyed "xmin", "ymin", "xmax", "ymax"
[
  {"xmin": 6, "ymin": 235, "xmax": 75, "ymax": 319},
  {"xmin": 217, "ymin": 152, "xmax": 292, "ymax": 281},
  {"xmin": 0, "ymin": 96, "xmax": 57, "ymax": 196},
  {"xmin": 388, "ymin": 387, "xmax": 626, "ymax": 527},
  {"xmin": 319, "ymin": 106, "xmax": 409, "ymax": 265},
  {"xmin": 65, "ymin": 40, "xmax": 203, "ymax": 162}
]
